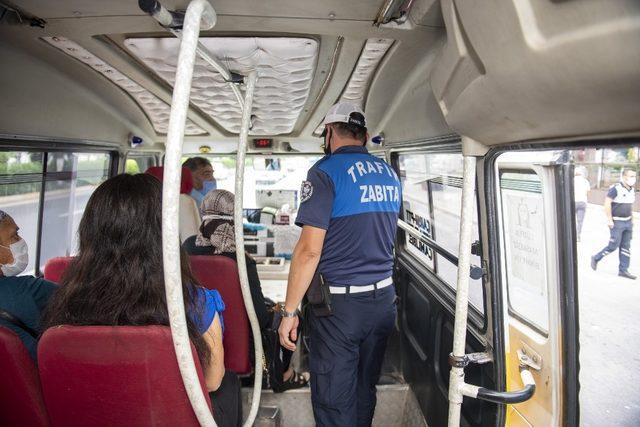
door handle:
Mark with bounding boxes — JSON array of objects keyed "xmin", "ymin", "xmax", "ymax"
[{"xmin": 455, "ymin": 348, "xmax": 537, "ymax": 404}]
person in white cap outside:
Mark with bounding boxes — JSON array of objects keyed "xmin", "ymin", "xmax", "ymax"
[{"xmin": 278, "ymin": 102, "xmax": 402, "ymax": 426}]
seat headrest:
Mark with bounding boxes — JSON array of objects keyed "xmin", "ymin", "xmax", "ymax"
[{"xmin": 145, "ymin": 166, "xmax": 194, "ymax": 194}]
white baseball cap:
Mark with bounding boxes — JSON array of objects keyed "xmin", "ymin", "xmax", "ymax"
[{"xmin": 321, "ymin": 102, "xmax": 367, "ymax": 130}]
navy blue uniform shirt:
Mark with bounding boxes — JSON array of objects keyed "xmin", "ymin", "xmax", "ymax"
[
  {"xmin": 0, "ymin": 275, "xmax": 57, "ymax": 360},
  {"xmin": 295, "ymin": 146, "xmax": 401, "ymax": 286},
  {"xmin": 607, "ymin": 183, "xmax": 635, "ymax": 220}
]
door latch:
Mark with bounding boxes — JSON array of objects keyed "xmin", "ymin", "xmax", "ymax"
[{"xmin": 517, "ymin": 348, "xmax": 542, "ymax": 371}]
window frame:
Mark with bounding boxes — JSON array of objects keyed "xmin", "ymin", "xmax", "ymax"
[
  {"xmin": 0, "ymin": 144, "xmax": 117, "ymax": 276},
  {"xmin": 390, "ymin": 147, "xmax": 487, "ymax": 324}
]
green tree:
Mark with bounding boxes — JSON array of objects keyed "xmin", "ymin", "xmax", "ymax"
[{"xmin": 125, "ymin": 159, "xmax": 141, "ymax": 174}]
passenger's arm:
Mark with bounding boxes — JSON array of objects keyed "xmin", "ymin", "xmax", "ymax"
[
  {"xmin": 202, "ymin": 312, "xmax": 225, "ymax": 392},
  {"xmin": 278, "ymin": 225, "xmax": 326, "ymax": 351},
  {"xmin": 604, "ymin": 197, "xmax": 613, "ymax": 227}
]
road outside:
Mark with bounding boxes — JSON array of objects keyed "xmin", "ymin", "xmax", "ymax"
[{"xmin": 577, "ymin": 204, "xmax": 640, "ymax": 426}]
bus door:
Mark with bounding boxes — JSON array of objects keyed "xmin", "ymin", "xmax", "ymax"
[
  {"xmin": 393, "ymin": 150, "xmax": 497, "ymax": 427},
  {"xmin": 493, "ymin": 158, "xmax": 579, "ymax": 426}
]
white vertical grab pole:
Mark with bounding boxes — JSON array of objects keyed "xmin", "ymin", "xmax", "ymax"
[
  {"xmin": 232, "ymin": 71, "xmax": 264, "ymax": 427},
  {"xmin": 162, "ymin": 0, "xmax": 216, "ymax": 426},
  {"xmin": 447, "ymin": 156, "xmax": 477, "ymax": 427}
]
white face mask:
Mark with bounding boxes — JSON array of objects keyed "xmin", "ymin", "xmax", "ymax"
[
  {"xmin": 627, "ymin": 177, "xmax": 637, "ymax": 187},
  {"xmin": 1, "ymin": 239, "xmax": 29, "ymax": 277}
]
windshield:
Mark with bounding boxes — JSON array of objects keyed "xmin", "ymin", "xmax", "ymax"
[{"xmin": 206, "ymin": 155, "xmax": 321, "ymax": 210}]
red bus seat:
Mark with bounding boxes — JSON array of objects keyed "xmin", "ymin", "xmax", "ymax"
[
  {"xmin": 42, "ymin": 255, "xmax": 252, "ymax": 375},
  {"xmin": 38, "ymin": 325, "xmax": 210, "ymax": 427},
  {"xmin": 145, "ymin": 166, "xmax": 194, "ymax": 194},
  {"xmin": 0, "ymin": 326, "xmax": 49, "ymax": 427},
  {"xmin": 190, "ymin": 255, "xmax": 252, "ymax": 375},
  {"xmin": 43, "ymin": 257, "xmax": 74, "ymax": 284}
]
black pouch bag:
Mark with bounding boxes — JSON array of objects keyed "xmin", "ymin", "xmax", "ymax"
[
  {"xmin": 261, "ymin": 302, "xmax": 298, "ymax": 392},
  {"xmin": 305, "ymin": 271, "xmax": 332, "ymax": 317}
]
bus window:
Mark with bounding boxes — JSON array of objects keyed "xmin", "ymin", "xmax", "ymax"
[
  {"xmin": 0, "ymin": 151, "xmax": 44, "ymax": 275},
  {"xmin": 0, "ymin": 151, "xmax": 111, "ymax": 275},
  {"xmin": 39, "ymin": 153, "xmax": 111, "ymax": 270},
  {"xmin": 499, "ymin": 170, "xmax": 549, "ymax": 332},
  {"xmin": 125, "ymin": 153, "xmax": 157, "ymax": 174},
  {"xmin": 397, "ymin": 152, "xmax": 484, "ymax": 314}
]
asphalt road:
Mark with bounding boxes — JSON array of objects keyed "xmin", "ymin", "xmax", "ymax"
[{"xmin": 577, "ymin": 204, "xmax": 640, "ymax": 426}]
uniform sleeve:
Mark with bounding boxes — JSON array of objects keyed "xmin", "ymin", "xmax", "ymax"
[
  {"xmin": 295, "ymin": 167, "xmax": 334, "ymax": 229},
  {"xmin": 193, "ymin": 288, "xmax": 225, "ymax": 336},
  {"xmin": 606, "ymin": 185, "xmax": 618, "ymax": 199}
]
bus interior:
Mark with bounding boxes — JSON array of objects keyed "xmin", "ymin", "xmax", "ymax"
[{"xmin": 1, "ymin": 0, "xmax": 639, "ymax": 426}]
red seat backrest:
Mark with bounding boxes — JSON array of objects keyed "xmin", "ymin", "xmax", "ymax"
[
  {"xmin": 38, "ymin": 325, "xmax": 210, "ymax": 427},
  {"xmin": 190, "ymin": 255, "xmax": 252, "ymax": 375},
  {"xmin": 42, "ymin": 255, "xmax": 252, "ymax": 374},
  {"xmin": 43, "ymin": 257, "xmax": 74, "ymax": 284},
  {"xmin": 145, "ymin": 166, "xmax": 194, "ymax": 194},
  {"xmin": 0, "ymin": 326, "xmax": 49, "ymax": 427}
]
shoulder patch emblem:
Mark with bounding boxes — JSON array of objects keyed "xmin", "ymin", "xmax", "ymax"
[{"xmin": 300, "ymin": 180, "xmax": 313, "ymax": 203}]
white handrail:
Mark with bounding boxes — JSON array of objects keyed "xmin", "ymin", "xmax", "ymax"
[
  {"xmin": 447, "ymin": 155, "xmax": 477, "ymax": 426},
  {"xmin": 162, "ymin": 0, "xmax": 217, "ymax": 426},
  {"xmin": 232, "ymin": 70, "xmax": 264, "ymax": 427}
]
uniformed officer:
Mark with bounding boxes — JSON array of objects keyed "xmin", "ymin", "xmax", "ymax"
[
  {"xmin": 591, "ymin": 168, "xmax": 637, "ymax": 279},
  {"xmin": 278, "ymin": 102, "xmax": 401, "ymax": 426}
]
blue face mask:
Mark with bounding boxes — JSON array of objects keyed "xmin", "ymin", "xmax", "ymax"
[{"xmin": 201, "ymin": 179, "xmax": 217, "ymax": 195}]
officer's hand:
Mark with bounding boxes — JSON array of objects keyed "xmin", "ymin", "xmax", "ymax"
[
  {"xmin": 278, "ymin": 315, "xmax": 299, "ymax": 352},
  {"xmin": 608, "ymin": 220, "xmax": 614, "ymax": 229}
]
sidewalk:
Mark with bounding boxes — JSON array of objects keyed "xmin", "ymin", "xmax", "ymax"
[{"xmin": 577, "ymin": 204, "xmax": 640, "ymax": 426}]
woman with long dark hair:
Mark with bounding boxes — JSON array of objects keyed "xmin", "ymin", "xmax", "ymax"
[{"xmin": 42, "ymin": 174, "xmax": 241, "ymax": 426}]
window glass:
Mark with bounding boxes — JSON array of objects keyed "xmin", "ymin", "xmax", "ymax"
[
  {"xmin": 572, "ymin": 147, "xmax": 640, "ymax": 192},
  {"xmin": 40, "ymin": 153, "xmax": 111, "ymax": 270},
  {"xmin": 0, "ymin": 152, "xmax": 44, "ymax": 275},
  {"xmin": 126, "ymin": 154, "xmax": 156, "ymax": 174},
  {"xmin": 499, "ymin": 170, "xmax": 549, "ymax": 332},
  {"xmin": 206, "ymin": 155, "xmax": 321, "ymax": 209},
  {"xmin": 398, "ymin": 152, "xmax": 484, "ymax": 313}
]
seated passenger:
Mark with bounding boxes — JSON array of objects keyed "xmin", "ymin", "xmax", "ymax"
[
  {"xmin": 183, "ymin": 190, "xmax": 309, "ymax": 391},
  {"xmin": 183, "ymin": 157, "xmax": 217, "ymax": 207},
  {"xmin": 41, "ymin": 174, "xmax": 241, "ymax": 427},
  {"xmin": 0, "ymin": 210, "xmax": 57, "ymax": 360}
]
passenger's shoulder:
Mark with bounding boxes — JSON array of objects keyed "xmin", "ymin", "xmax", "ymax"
[
  {"xmin": 197, "ymin": 287, "xmax": 226, "ymax": 313},
  {"xmin": 1, "ymin": 275, "xmax": 55, "ymax": 290},
  {"xmin": 182, "ymin": 234, "xmax": 203, "ymax": 254}
]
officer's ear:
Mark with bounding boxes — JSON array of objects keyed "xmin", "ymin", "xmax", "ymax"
[{"xmin": 364, "ymin": 131, "xmax": 370, "ymax": 146}]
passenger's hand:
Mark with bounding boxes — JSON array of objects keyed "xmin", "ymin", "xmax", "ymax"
[
  {"xmin": 608, "ymin": 220, "xmax": 614, "ymax": 229},
  {"xmin": 278, "ymin": 316, "xmax": 299, "ymax": 352}
]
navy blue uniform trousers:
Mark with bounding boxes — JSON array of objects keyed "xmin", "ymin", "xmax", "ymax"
[
  {"xmin": 309, "ymin": 285, "xmax": 396, "ymax": 427},
  {"xmin": 594, "ymin": 219, "xmax": 633, "ymax": 273}
]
